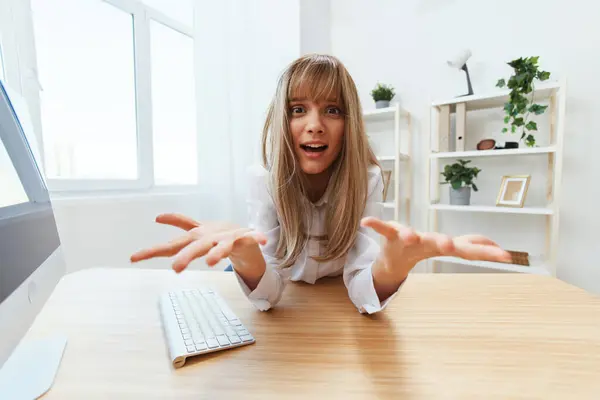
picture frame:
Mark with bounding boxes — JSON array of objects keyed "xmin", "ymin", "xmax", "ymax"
[
  {"xmin": 382, "ymin": 170, "xmax": 392, "ymax": 201},
  {"xmin": 496, "ymin": 175, "xmax": 530, "ymax": 208}
]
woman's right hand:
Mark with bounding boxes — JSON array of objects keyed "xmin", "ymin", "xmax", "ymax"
[{"xmin": 130, "ymin": 213, "xmax": 268, "ymax": 274}]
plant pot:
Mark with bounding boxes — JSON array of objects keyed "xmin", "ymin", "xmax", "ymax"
[
  {"xmin": 449, "ymin": 186, "xmax": 471, "ymax": 205},
  {"xmin": 375, "ymin": 100, "xmax": 390, "ymax": 109},
  {"xmin": 504, "ymin": 141, "xmax": 519, "ymax": 149}
]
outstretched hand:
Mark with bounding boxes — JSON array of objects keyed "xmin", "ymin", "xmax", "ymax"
[
  {"xmin": 130, "ymin": 213, "xmax": 267, "ymax": 273},
  {"xmin": 361, "ymin": 216, "xmax": 512, "ymax": 282}
]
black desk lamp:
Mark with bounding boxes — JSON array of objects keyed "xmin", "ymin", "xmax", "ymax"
[{"xmin": 447, "ymin": 49, "xmax": 474, "ymax": 96}]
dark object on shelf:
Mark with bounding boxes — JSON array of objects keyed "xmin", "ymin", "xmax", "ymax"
[
  {"xmin": 477, "ymin": 139, "xmax": 496, "ymax": 150},
  {"xmin": 494, "ymin": 141, "xmax": 519, "ymax": 150},
  {"xmin": 505, "ymin": 250, "xmax": 530, "ymax": 266}
]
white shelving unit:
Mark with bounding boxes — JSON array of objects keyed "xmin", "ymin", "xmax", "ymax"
[
  {"xmin": 363, "ymin": 104, "xmax": 412, "ymax": 223},
  {"xmin": 426, "ymin": 79, "xmax": 566, "ymax": 276}
]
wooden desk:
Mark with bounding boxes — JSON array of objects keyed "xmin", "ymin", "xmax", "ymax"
[{"xmin": 24, "ymin": 268, "xmax": 600, "ymax": 399}]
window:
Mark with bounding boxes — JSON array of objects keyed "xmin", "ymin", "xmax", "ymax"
[
  {"xmin": 19, "ymin": 0, "xmax": 196, "ymax": 192},
  {"xmin": 150, "ymin": 20, "xmax": 197, "ymax": 185},
  {"xmin": 31, "ymin": 0, "xmax": 138, "ymax": 181},
  {"xmin": 0, "ymin": 138, "xmax": 28, "ymax": 208}
]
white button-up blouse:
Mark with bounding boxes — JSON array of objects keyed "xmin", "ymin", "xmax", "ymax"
[{"xmin": 232, "ymin": 164, "xmax": 402, "ymax": 314}]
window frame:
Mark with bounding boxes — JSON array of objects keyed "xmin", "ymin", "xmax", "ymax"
[
  {"xmin": 0, "ymin": 80, "xmax": 49, "ymax": 219},
  {"xmin": 15, "ymin": 0, "xmax": 196, "ymax": 193}
]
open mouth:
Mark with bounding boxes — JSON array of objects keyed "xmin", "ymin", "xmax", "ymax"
[{"xmin": 300, "ymin": 144, "xmax": 328, "ymax": 153}]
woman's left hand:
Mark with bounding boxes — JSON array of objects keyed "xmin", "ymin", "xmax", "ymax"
[{"xmin": 361, "ymin": 216, "xmax": 512, "ymax": 285}]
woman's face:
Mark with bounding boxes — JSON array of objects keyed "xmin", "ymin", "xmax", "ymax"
[{"xmin": 288, "ymin": 96, "xmax": 345, "ymax": 177}]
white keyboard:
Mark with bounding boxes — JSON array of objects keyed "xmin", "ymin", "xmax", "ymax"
[{"xmin": 159, "ymin": 288, "xmax": 255, "ymax": 368}]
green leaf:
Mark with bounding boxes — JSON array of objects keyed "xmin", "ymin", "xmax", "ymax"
[
  {"xmin": 511, "ymin": 125, "xmax": 516, "ymax": 133},
  {"xmin": 472, "ymin": 183, "xmax": 478, "ymax": 192},
  {"xmin": 525, "ymin": 121, "xmax": 538, "ymax": 131},
  {"xmin": 513, "ymin": 117, "xmax": 525, "ymax": 127},
  {"xmin": 451, "ymin": 180, "xmax": 462, "ymax": 190},
  {"xmin": 496, "ymin": 79, "xmax": 506, "ymax": 88},
  {"xmin": 504, "ymin": 116, "xmax": 510, "ymax": 123},
  {"xmin": 525, "ymin": 134, "xmax": 536, "ymax": 147},
  {"xmin": 502, "ymin": 127, "xmax": 508, "ymax": 133},
  {"xmin": 529, "ymin": 104, "xmax": 548, "ymax": 115},
  {"xmin": 537, "ymin": 71, "xmax": 550, "ymax": 81}
]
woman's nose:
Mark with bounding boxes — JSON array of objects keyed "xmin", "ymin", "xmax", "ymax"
[{"xmin": 306, "ymin": 110, "xmax": 324, "ymax": 134}]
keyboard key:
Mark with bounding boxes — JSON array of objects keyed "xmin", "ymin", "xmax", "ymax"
[
  {"xmin": 191, "ymin": 331, "xmax": 203, "ymax": 343},
  {"xmin": 186, "ymin": 345, "xmax": 195, "ymax": 353},
  {"xmin": 182, "ymin": 333, "xmax": 191, "ymax": 340},
  {"xmin": 184, "ymin": 339, "xmax": 193, "ymax": 346},
  {"xmin": 229, "ymin": 336, "xmax": 241, "ymax": 344},
  {"xmin": 240, "ymin": 335, "xmax": 253, "ymax": 342},
  {"xmin": 195, "ymin": 343, "xmax": 207, "ymax": 351},
  {"xmin": 207, "ymin": 338, "xmax": 219, "ymax": 348},
  {"xmin": 230, "ymin": 319, "xmax": 242, "ymax": 326},
  {"xmin": 216, "ymin": 335, "xmax": 230, "ymax": 346},
  {"xmin": 237, "ymin": 328, "xmax": 249, "ymax": 336},
  {"xmin": 225, "ymin": 326, "xmax": 237, "ymax": 336}
]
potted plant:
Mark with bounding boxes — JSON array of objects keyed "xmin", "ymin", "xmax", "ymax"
[
  {"xmin": 440, "ymin": 159, "xmax": 481, "ymax": 205},
  {"xmin": 370, "ymin": 83, "xmax": 395, "ymax": 109},
  {"xmin": 496, "ymin": 56, "xmax": 551, "ymax": 148}
]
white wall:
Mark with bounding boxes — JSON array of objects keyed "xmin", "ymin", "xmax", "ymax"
[
  {"xmin": 51, "ymin": 192, "xmax": 233, "ymax": 272},
  {"xmin": 300, "ymin": 0, "xmax": 331, "ymax": 55},
  {"xmin": 330, "ymin": 0, "xmax": 600, "ymax": 294}
]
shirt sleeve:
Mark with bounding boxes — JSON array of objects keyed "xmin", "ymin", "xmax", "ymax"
[
  {"xmin": 232, "ymin": 165, "xmax": 287, "ymax": 311},
  {"xmin": 343, "ymin": 166, "xmax": 406, "ymax": 314}
]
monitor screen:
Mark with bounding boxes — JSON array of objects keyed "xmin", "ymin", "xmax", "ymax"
[{"xmin": 0, "ymin": 80, "xmax": 61, "ymax": 305}]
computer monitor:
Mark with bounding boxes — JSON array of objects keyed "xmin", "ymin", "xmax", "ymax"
[{"xmin": 0, "ymin": 80, "xmax": 67, "ymax": 392}]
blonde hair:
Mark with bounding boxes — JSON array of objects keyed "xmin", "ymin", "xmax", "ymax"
[{"xmin": 261, "ymin": 54, "xmax": 380, "ymax": 269}]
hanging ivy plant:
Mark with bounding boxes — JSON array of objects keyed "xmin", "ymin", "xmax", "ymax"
[{"xmin": 496, "ymin": 56, "xmax": 551, "ymax": 147}]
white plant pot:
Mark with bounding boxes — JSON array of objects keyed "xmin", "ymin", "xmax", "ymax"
[
  {"xmin": 449, "ymin": 186, "xmax": 471, "ymax": 205},
  {"xmin": 375, "ymin": 100, "xmax": 390, "ymax": 109}
]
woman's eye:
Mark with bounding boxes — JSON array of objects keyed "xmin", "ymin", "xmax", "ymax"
[
  {"xmin": 326, "ymin": 106, "xmax": 342, "ymax": 115},
  {"xmin": 290, "ymin": 106, "xmax": 305, "ymax": 114}
]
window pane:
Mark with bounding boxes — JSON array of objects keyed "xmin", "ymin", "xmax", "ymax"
[
  {"xmin": 0, "ymin": 43, "xmax": 5, "ymax": 82},
  {"xmin": 150, "ymin": 20, "xmax": 197, "ymax": 185},
  {"xmin": 31, "ymin": 0, "xmax": 137, "ymax": 180},
  {"xmin": 141, "ymin": 0, "xmax": 193, "ymax": 27},
  {"xmin": 0, "ymin": 138, "xmax": 28, "ymax": 208}
]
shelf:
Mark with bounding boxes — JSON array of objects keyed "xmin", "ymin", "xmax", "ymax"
[
  {"xmin": 431, "ymin": 80, "xmax": 561, "ymax": 112},
  {"xmin": 378, "ymin": 153, "xmax": 409, "ymax": 161},
  {"xmin": 429, "ymin": 203, "xmax": 554, "ymax": 215},
  {"xmin": 363, "ymin": 106, "xmax": 408, "ymax": 122},
  {"xmin": 432, "ymin": 256, "xmax": 550, "ymax": 275},
  {"xmin": 430, "ymin": 146, "xmax": 556, "ymax": 159}
]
